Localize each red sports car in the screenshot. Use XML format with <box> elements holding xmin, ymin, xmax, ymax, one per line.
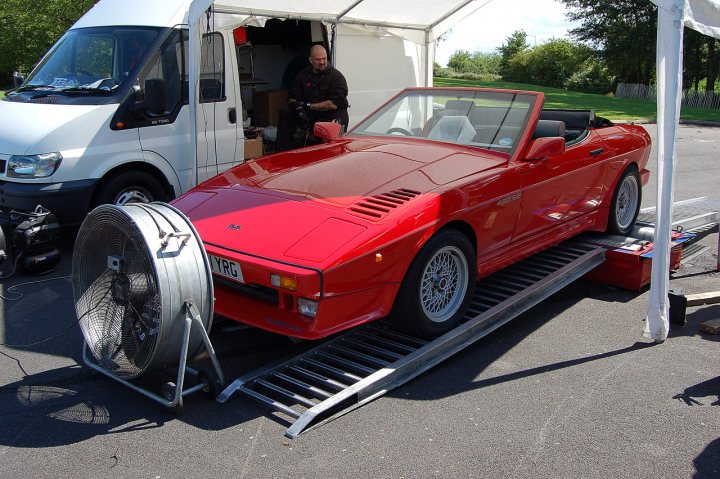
<box><xmin>173</xmin><ymin>88</ymin><xmax>651</xmax><ymax>339</ymax></box>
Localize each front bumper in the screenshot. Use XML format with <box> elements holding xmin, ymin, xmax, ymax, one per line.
<box><xmin>204</xmin><ymin>242</ymin><xmax>399</xmax><ymax>339</ymax></box>
<box><xmin>0</xmin><ymin>178</ymin><xmax>97</xmax><ymax>226</ymax></box>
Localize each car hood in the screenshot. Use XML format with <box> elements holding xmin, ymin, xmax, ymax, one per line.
<box><xmin>175</xmin><ymin>137</ymin><xmax>508</xmax><ymax>264</ymax></box>
<box><xmin>202</xmin><ymin>137</ymin><xmax>507</xmax><ymax>205</ymax></box>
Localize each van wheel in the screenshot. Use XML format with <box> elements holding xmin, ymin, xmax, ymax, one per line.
<box><xmin>93</xmin><ymin>171</ymin><xmax>167</xmax><ymax>209</ymax></box>
<box><xmin>392</xmin><ymin>229</ymin><xmax>476</xmax><ymax>337</ymax></box>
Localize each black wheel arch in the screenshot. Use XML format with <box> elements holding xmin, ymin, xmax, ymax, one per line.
<box><xmin>90</xmin><ymin>162</ymin><xmax>176</xmax><ymax>207</ymax></box>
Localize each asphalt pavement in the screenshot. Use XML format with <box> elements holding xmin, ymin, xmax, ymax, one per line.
<box><xmin>0</xmin><ymin>124</ymin><xmax>718</xmax><ymax>479</ymax></box>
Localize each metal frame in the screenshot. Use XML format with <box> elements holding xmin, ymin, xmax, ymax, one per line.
<box><xmin>83</xmin><ymin>301</ymin><xmax>225</xmax><ymax>410</ymax></box>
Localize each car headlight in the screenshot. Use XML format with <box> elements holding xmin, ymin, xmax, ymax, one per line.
<box><xmin>8</xmin><ymin>152</ymin><xmax>63</xmax><ymax>178</ymax></box>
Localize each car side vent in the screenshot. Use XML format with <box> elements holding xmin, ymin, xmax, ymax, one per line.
<box><xmin>349</xmin><ymin>188</ymin><xmax>421</xmax><ymax>219</ymax></box>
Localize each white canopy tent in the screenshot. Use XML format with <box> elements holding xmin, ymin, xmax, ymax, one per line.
<box><xmin>647</xmin><ymin>0</ymin><xmax>720</xmax><ymax>342</ymax></box>
<box><xmin>183</xmin><ymin>0</ymin><xmax>720</xmax><ymax>343</ymax></box>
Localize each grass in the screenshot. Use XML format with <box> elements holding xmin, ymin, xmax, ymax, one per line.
<box><xmin>434</xmin><ymin>77</ymin><xmax>720</xmax><ymax>122</ymax></box>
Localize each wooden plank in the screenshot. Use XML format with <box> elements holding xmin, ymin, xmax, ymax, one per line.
<box><xmin>685</xmin><ymin>291</ymin><xmax>720</xmax><ymax>307</ymax></box>
<box><xmin>699</xmin><ymin>318</ymin><xmax>720</xmax><ymax>335</ymax></box>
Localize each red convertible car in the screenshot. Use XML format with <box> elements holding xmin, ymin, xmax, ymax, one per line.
<box><xmin>173</xmin><ymin>88</ymin><xmax>651</xmax><ymax>339</ymax></box>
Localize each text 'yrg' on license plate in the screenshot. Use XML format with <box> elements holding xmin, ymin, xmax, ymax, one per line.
<box><xmin>208</xmin><ymin>255</ymin><xmax>244</xmax><ymax>282</ymax></box>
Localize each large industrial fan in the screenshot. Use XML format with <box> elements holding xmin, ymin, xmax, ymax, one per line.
<box><xmin>73</xmin><ymin>202</ymin><xmax>223</xmax><ymax>411</ymax></box>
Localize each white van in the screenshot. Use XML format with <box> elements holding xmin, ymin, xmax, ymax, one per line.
<box><xmin>0</xmin><ymin>0</ymin><xmax>446</xmax><ymax>225</ymax></box>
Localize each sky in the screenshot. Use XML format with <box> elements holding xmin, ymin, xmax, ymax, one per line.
<box><xmin>435</xmin><ymin>0</ymin><xmax>580</xmax><ymax>66</ymax></box>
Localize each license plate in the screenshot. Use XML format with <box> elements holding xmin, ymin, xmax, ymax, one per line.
<box><xmin>208</xmin><ymin>255</ymin><xmax>244</xmax><ymax>282</ymax></box>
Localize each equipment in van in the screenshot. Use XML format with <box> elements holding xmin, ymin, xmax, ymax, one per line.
<box><xmin>11</xmin><ymin>206</ymin><xmax>61</xmax><ymax>275</ymax></box>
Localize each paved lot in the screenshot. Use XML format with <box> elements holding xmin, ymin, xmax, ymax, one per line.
<box><xmin>1</xmin><ymin>124</ymin><xmax>718</xmax><ymax>478</ymax></box>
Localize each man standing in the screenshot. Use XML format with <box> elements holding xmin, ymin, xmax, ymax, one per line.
<box><xmin>275</xmin><ymin>44</ymin><xmax>349</xmax><ymax>152</ymax></box>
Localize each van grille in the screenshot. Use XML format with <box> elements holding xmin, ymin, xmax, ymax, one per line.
<box><xmin>0</xmin><ymin>160</ymin><xmax>5</xmax><ymax>174</ymax></box>
<box><xmin>348</xmin><ymin>188</ymin><xmax>421</xmax><ymax>220</ymax></box>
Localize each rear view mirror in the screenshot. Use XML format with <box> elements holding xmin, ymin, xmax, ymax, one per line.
<box><xmin>524</xmin><ymin>137</ymin><xmax>566</xmax><ymax>161</ymax></box>
<box><xmin>314</xmin><ymin>122</ymin><xmax>342</xmax><ymax>142</ymax></box>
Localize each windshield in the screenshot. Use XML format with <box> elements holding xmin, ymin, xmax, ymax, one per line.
<box><xmin>22</xmin><ymin>26</ymin><xmax>161</xmax><ymax>94</ymax></box>
<box><xmin>349</xmin><ymin>89</ymin><xmax>538</xmax><ymax>154</ymax></box>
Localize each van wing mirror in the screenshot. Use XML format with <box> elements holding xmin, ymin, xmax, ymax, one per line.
<box><xmin>523</xmin><ymin>137</ymin><xmax>566</xmax><ymax>161</ymax></box>
<box><xmin>13</xmin><ymin>72</ymin><xmax>24</xmax><ymax>88</ymax></box>
<box><xmin>314</xmin><ymin>122</ymin><xmax>342</xmax><ymax>142</ymax></box>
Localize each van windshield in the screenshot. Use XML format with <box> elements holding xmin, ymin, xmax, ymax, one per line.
<box><xmin>20</xmin><ymin>26</ymin><xmax>161</xmax><ymax>96</ymax></box>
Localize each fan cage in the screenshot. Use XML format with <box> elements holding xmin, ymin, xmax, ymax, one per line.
<box><xmin>73</xmin><ymin>203</ymin><xmax>213</xmax><ymax>379</ymax></box>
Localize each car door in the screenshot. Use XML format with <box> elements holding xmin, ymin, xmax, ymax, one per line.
<box><xmin>513</xmin><ymin>129</ymin><xmax>611</xmax><ymax>241</ymax></box>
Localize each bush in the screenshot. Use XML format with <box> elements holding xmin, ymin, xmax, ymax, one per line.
<box><xmin>564</xmin><ymin>62</ymin><xmax>614</xmax><ymax>94</ymax></box>
<box><xmin>447</xmin><ymin>50</ymin><xmax>501</xmax><ymax>76</ymax></box>
<box><xmin>433</xmin><ymin>68</ymin><xmax>500</xmax><ymax>82</ymax></box>
<box><xmin>504</xmin><ymin>39</ymin><xmax>587</xmax><ymax>88</ymax></box>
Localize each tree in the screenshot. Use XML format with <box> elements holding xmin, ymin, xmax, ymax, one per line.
<box><xmin>0</xmin><ymin>0</ymin><xmax>96</xmax><ymax>85</ymax></box>
<box><xmin>497</xmin><ymin>30</ymin><xmax>529</xmax><ymax>77</ymax></box>
<box><xmin>504</xmin><ymin>39</ymin><xmax>592</xmax><ymax>88</ymax></box>
<box><xmin>559</xmin><ymin>0</ymin><xmax>657</xmax><ymax>85</ymax></box>
<box><xmin>447</xmin><ymin>49</ymin><xmax>501</xmax><ymax>75</ymax></box>
<box><xmin>683</xmin><ymin>27</ymin><xmax>706</xmax><ymax>90</ymax></box>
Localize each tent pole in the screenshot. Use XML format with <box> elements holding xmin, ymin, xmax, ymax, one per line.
<box><xmin>646</xmin><ymin>2</ymin><xmax>684</xmax><ymax>343</ymax></box>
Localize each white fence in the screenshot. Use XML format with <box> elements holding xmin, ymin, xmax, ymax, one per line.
<box><xmin>615</xmin><ymin>82</ymin><xmax>720</xmax><ymax>109</ymax></box>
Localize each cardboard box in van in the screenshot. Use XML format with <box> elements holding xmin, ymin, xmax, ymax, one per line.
<box><xmin>254</xmin><ymin>89</ymin><xmax>288</xmax><ymax>127</ymax></box>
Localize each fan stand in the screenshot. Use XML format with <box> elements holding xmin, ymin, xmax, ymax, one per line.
<box><xmin>82</xmin><ymin>300</ymin><xmax>224</xmax><ymax>413</ymax></box>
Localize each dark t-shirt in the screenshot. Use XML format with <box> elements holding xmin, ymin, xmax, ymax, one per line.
<box><xmin>289</xmin><ymin>65</ymin><xmax>349</xmax><ymax>123</ymax></box>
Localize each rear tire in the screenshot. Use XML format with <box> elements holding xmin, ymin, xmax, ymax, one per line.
<box><xmin>92</xmin><ymin>171</ymin><xmax>167</xmax><ymax>209</ymax></box>
<box><xmin>607</xmin><ymin>166</ymin><xmax>641</xmax><ymax>235</ymax></box>
<box><xmin>392</xmin><ymin>229</ymin><xmax>476</xmax><ymax>337</ymax></box>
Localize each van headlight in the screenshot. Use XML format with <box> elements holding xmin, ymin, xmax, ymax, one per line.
<box><xmin>8</xmin><ymin>152</ymin><xmax>62</xmax><ymax>178</ymax></box>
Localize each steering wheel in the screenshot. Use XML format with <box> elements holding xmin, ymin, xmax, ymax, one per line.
<box><xmin>386</xmin><ymin>127</ymin><xmax>413</xmax><ymax>136</ymax></box>
<box><xmin>76</xmin><ymin>68</ymin><xmax>94</xmax><ymax>77</ymax></box>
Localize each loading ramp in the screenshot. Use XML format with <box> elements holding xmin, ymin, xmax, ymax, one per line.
<box><xmin>218</xmin><ymin>240</ymin><xmax>606</xmax><ymax>438</ymax></box>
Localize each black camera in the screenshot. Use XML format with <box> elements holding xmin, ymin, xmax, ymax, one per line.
<box><xmin>289</xmin><ymin>99</ymin><xmax>309</xmax><ymax>125</ymax></box>
<box><xmin>11</xmin><ymin>206</ymin><xmax>61</xmax><ymax>275</ymax></box>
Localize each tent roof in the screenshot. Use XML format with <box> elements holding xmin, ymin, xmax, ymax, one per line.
<box><xmin>189</xmin><ymin>0</ymin><xmax>487</xmax><ymax>44</ymax></box>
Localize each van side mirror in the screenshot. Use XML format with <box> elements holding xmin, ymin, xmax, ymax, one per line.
<box><xmin>314</xmin><ymin>122</ymin><xmax>342</xmax><ymax>142</ymax></box>
<box><xmin>13</xmin><ymin>72</ymin><xmax>24</xmax><ymax>88</ymax></box>
<box><xmin>523</xmin><ymin>137</ymin><xmax>565</xmax><ymax>161</ymax></box>
<box><xmin>133</xmin><ymin>78</ymin><xmax>167</xmax><ymax>116</ymax></box>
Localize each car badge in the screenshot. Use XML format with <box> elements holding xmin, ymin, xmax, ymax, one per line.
<box><xmin>227</xmin><ymin>224</ymin><xmax>242</xmax><ymax>230</ymax></box>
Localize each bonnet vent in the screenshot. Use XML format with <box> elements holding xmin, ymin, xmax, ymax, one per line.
<box><xmin>348</xmin><ymin>188</ymin><xmax>421</xmax><ymax>220</ymax></box>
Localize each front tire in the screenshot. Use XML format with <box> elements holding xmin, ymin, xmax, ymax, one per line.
<box><xmin>392</xmin><ymin>229</ymin><xmax>476</xmax><ymax>337</ymax></box>
<box><xmin>92</xmin><ymin>171</ymin><xmax>167</xmax><ymax>209</ymax></box>
<box><xmin>607</xmin><ymin>166</ymin><xmax>641</xmax><ymax>235</ymax></box>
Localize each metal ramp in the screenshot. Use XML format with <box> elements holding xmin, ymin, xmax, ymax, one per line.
<box><xmin>636</xmin><ymin>197</ymin><xmax>720</xmax><ymax>265</ymax></box>
<box><xmin>217</xmin><ymin>240</ymin><xmax>605</xmax><ymax>438</ymax></box>
<box><xmin>636</xmin><ymin>196</ymin><xmax>720</xmax><ymax>237</ymax></box>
